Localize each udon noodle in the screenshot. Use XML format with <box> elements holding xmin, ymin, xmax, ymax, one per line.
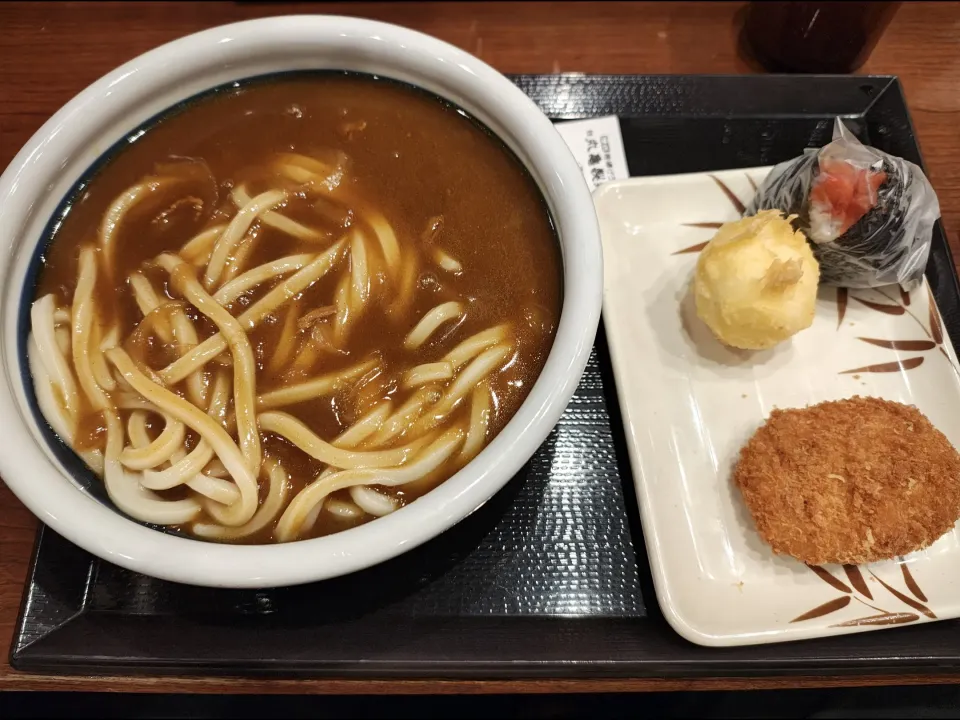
<box><xmin>27</xmin><ymin>75</ymin><xmax>560</xmax><ymax>543</ymax></box>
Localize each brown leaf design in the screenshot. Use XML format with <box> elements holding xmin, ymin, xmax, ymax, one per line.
<box><xmin>843</xmin><ymin>565</ymin><xmax>873</xmax><ymax>600</ymax></box>
<box><xmin>900</xmin><ymin>287</ymin><xmax>911</xmax><ymax>307</ymax></box>
<box><xmin>682</xmin><ymin>221</ymin><xmax>725</xmax><ymax>229</ymax></box>
<box><xmin>840</xmin><ymin>356</ymin><xmax>925</xmax><ymax>375</ymax></box>
<box><xmin>672</xmin><ymin>241</ymin><xmax>709</xmax><ymax>255</ymax></box>
<box><xmin>852</xmin><ymin>297</ymin><xmax>906</xmax><ymax>315</ymax></box>
<box><xmin>869</xmin><ymin>570</ymin><xmax>937</xmax><ymax>619</ymax></box>
<box><xmin>837</xmin><ymin>288</ymin><xmax>848</xmax><ymax>330</ymax></box>
<box><xmin>928</xmin><ymin>284</ymin><xmax>944</xmax><ymax>344</ymax></box>
<box><xmin>807</xmin><ymin>565</ymin><xmax>851</xmax><ymax>593</ymax></box>
<box><xmin>857</xmin><ymin>338</ymin><xmax>937</xmax><ymax>352</ymax></box>
<box><xmin>830</xmin><ymin>612</ymin><xmax>919</xmax><ymax>628</ymax></box>
<box><xmin>746</xmin><ymin>174</ymin><xmax>759</xmax><ymax>192</ymax></box>
<box><xmin>791</xmin><ymin>595</ymin><xmax>851</xmax><ymax>623</ymax></box>
<box><xmin>900</xmin><ymin>563</ymin><xmax>928</xmax><ymax>603</ymax></box>
<box><xmin>709</xmin><ymin>174</ymin><xmax>746</xmax><ymax>214</ymax></box>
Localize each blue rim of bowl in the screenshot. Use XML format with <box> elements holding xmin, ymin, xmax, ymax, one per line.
<box><xmin>16</xmin><ymin>68</ymin><xmax>559</xmax><ymax>540</ymax></box>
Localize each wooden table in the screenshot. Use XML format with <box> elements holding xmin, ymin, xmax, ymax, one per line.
<box><xmin>3</xmin><ymin>0</ymin><xmax>960</xmax><ymax>695</ymax></box>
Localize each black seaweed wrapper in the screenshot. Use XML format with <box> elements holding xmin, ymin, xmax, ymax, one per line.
<box><xmin>745</xmin><ymin>118</ymin><xmax>941</xmax><ymax>291</ymax></box>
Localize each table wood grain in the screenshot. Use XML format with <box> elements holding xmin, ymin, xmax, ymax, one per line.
<box><xmin>3</xmin><ymin>0</ymin><xmax>960</xmax><ymax>694</ymax></box>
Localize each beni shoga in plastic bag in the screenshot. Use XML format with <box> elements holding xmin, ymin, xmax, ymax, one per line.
<box><xmin>745</xmin><ymin>117</ymin><xmax>941</xmax><ymax>292</ymax></box>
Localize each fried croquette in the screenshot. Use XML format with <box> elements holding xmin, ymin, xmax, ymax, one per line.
<box><xmin>734</xmin><ymin>396</ymin><xmax>960</xmax><ymax>565</ymax></box>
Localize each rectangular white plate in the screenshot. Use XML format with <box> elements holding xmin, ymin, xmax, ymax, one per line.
<box><xmin>595</xmin><ymin>167</ymin><xmax>960</xmax><ymax>647</ymax></box>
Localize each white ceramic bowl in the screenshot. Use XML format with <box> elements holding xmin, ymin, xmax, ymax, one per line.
<box><xmin>0</xmin><ymin>15</ymin><xmax>601</xmax><ymax>588</ymax></box>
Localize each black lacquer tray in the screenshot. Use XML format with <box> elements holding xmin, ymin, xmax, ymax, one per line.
<box><xmin>13</xmin><ymin>75</ymin><xmax>960</xmax><ymax>678</ymax></box>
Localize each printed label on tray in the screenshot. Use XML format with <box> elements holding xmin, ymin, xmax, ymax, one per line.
<box><xmin>554</xmin><ymin>116</ymin><xmax>630</xmax><ymax>190</ymax></box>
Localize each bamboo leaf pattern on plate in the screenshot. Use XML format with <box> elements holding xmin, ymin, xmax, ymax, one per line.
<box><xmin>682</xmin><ymin>222</ymin><xmax>725</xmax><ymax>229</ymax></box>
<box><xmin>869</xmin><ymin>570</ymin><xmax>937</xmax><ymax>619</ymax></box>
<box><xmin>900</xmin><ymin>287</ymin><xmax>911</xmax><ymax>307</ymax></box>
<box><xmin>830</xmin><ymin>612</ymin><xmax>920</xmax><ymax>628</ymax></box>
<box><xmin>853</xmin><ymin>297</ymin><xmax>906</xmax><ymax>315</ymax></box>
<box><xmin>843</xmin><ymin>565</ymin><xmax>873</xmax><ymax>600</ymax></box>
<box><xmin>839</xmin><ymin>357</ymin><xmax>924</xmax><ymax>375</ymax></box>
<box><xmin>797</xmin><ymin>563</ymin><xmax>933</xmax><ymax>628</ymax></box>
<box><xmin>746</xmin><ymin>175</ymin><xmax>759</xmax><ymax>192</ymax></box>
<box><xmin>857</xmin><ymin>338</ymin><xmax>937</xmax><ymax>352</ymax></box>
<box><xmin>928</xmin><ymin>284</ymin><xmax>945</xmax><ymax>344</ymax></box>
<box><xmin>790</xmin><ymin>596</ymin><xmax>851</xmax><ymax>623</ymax></box>
<box><xmin>901</xmin><ymin>563</ymin><xmax>928</xmax><ymax>603</ymax></box>
<box><xmin>837</xmin><ymin>288</ymin><xmax>848</xmax><ymax>330</ymax></box>
<box><xmin>709</xmin><ymin>174</ymin><xmax>746</xmax><ymax>214</ymax></box>
<box><xmin>672</xmin><ymin>241</ymin><xmax>709</xmax><ymax>255</ymax></box>
<box><xmin>807</xmin><ymin>565</ymin><xmax>851</xmax><ymax>594</ymax></box>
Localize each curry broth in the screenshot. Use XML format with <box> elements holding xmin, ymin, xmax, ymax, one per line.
<box><xmin>34</xmin><ymin>74</ymin><xmax>562</xmax><ymax>543</ymax></box>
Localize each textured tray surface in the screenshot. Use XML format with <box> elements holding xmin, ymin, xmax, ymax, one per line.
<box><xmin>13</xmin><ymin>74</ymin><xmax>960</xmax><ymax>677</ymax></box>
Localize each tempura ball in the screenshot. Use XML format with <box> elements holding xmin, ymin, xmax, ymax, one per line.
<box><xmin>694</xmin><ymin>210</ymin><xmax>820</xmax><ymax>350</ymax></box>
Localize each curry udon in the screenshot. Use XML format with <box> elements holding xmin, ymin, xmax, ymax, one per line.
<box><xmin>27</xmin><ymin>74</ymin><xmax>561</xmax><ymax>543</ymax></box>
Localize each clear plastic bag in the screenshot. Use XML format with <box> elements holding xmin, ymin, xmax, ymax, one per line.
<box><xmin>745</xmin><ymin>118</ymin><xmax>940</xmax><ymax>291</ymax></box>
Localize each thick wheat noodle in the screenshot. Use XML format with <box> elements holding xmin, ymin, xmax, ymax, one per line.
<box><xmin>204</xmin><ymin>458</ymin><xmax>229</xmax><ymax>478</ymax></box>
<box><xmin>28</xmin><ymin>335</ymin><xmax>75</xmax><ymax>443</ymax></box>
<box><xmin>71</xmin><ymin>247</ymin><xmax>111</xmax><ymax>411</ymax></box>
<box><xmin>113</xmin><ymin>392</ymin><xmax>159</xmax><ymax>412</ymax></box>
<box><xmin>278</xmin><ymin>163</ymin><xmax>316</xmax><ymax>185</ymax></box>
<box><xmin>403</xmin><ymin>362</ymin><xmax>453</xmax><ymax>389</ymax></box>
<box><xmin>204</xmin><ymin>187</ymin><xmax>287</xmax><ymax>288</ymax></box>
<box><xmin>416</xmin><ymin>344</ymin><xmax>512</xmax><ymax>434</ymax></box>
<box><xmin>220</xmin><ymin>232</ymin><xmax>258</xmax><ymax>284</ymax></box>
<box><xmin>125</xmin><ymin>410</ymin><xmax>152</xmax><ymax>447</ymax></box>
<box><xmin>322</xmin><ymin>497</ymin><xmax>363</xmax><ymax>520</ymax></box>
<box><xmin>349</xmin><ymin>486</ymin><xmax>399</xmax><ymax>517</ymax></box>
<box><xmin>120</xmin><ymin>413</ymin><xmax>186</xmax><ymax>471</ymax></box>
<box><xmin>141</xmin><ymin>441</ymin><xmax>215</xmax><ymax>490</ymax></box>
<box><xmin>351</xmin><ymin>366</ymin><xmax>390</xmax><ymax>420</ymax></box>
<box><xmin>99</xmin><ymin>179</ymin><xmax>166</xmax><ymax>271</ymax></box>
<box><xmin>102</xmin><ymin>409</ymin><xmax>201</xmax><ymax>525</ymax></box>
<box><xmin>53</xmin><ymin>307</ymin><xmax>71</xmax><ymax>324</ymax></box>
<box><xmin>461</xmin><ymin>382</ymin><xmax>492</xmax><ymax>462</ymax></box>
<box><xmin>256</xmin><ymin>357</ymin><xmax>378</xmax><ymax>410</ymax></box>
<box><xmin>181</xmin><ymin>224</ymin><xmax>225</xmax><ymax>265</ymax></box>
<box><xmin>366</xmin><ymin>209</ymin><xmax>401</xmax><ymax>276</ymax></box>
<box><xmin>31</xmin><ymin>295</ymin><xmax>79</xmax><ymax>417</ymax></box>
<box><xmin>258</xmin><ymin>411</ymin><xmax>430</xmax><ymax>469</ymax></box>
<box><xmin>55</xmin><ymin>326</ymin><xmax>70</xmax><ymax>355</ymax></box>
<box><xmin>143</xmin><ymin>368</ymin><xmax>231</xmax><ymax>492</ymax></box>
<box><xmin>185</xmin><ymin>471</ymin><xmax>241</xmax><ymax>506</ymax></box>
<box><xmin>443</xmin><ymin>324</ymin><xmax>510</xmax><ymax>370</ymax></box>
<box><xmin>166</xmin><ymin>305</ymin><xmax>209</xmax><ymax>409</ymax></box>
<box><xmin>433</xmin><ymin>247</ymin><xmax>462</xmax><ymax>274</ymax></box>
<box><xmin>213</xmin><ymin>253</ymin><xmax>316</xmax><ymax>306</ymax></box>
<box><xmin>89</xmin><ymin>322</ymin><xmax>117</xmax><ymax>391</ymax></box>
<box><xmin>275</xmin><ymin>427</ymin><xmax>464</xmax><ymax>542</ymax></box>
<box><xmin>335</xmin><ymin>401</ymin><xmax>392</xmax><ymax>448</ymax></box>
<box><xmin>387</xmin><ymin>251</ymin><xmax>418</xmax><ymax>318</ymax></box>
<box><xmin>368</xmin><ymin>385</ymin><xmax>441</xmax><ymax>447</ymax></box>
<box><xmin>191</xmin><ymin>456</ymin><xmax>292</xmax><ymax>540</ymax></box>
<box><xmin>333</xmin><ymin>272</ymin><xmax>352</xmax><ymax>345</ymax></box>
<box><xmin>350</xmin><ymin>229</ymin><xmax>370</xmax><ymax>309</ymax></box>
<box><xmin>268</xmin><ymin>298</ymin><xmax>303</xmax><ymax>373</ymax></box>
<box><xmin>312</xmin><ymin>195</ymin><xmax>352</xmax><ymax>228</ymax></box>
<box><xmin>275</xmin><ymin>152</ymin><xmax>345</xmax><ymax>192</ymax></box>
<box><xmin>129</xmin><ymin>273</ymin><xmax>175</xmax><ymax>343</ymax></box>
<box><xmin>105</xmin><ymin>347</ymin><xmax>258</xmax><ymax>526</ymax></box>
<box><xmin>231</xmin><ymin>185</ymin><xmax>321</xmax><ymax>241</ymax></box>
<box><xmin>158</xmin><ymin>238</ymin><xmax>347</xmax><ymax>384</ymax></box>
<box><xmin>297</xmin><ymin>402</ymin><xmax>391</xmax><ymax>530</ymax></box>
<box><xmin>404</xmin><ymin>301</ymin><xmax>464</xmax><ymax>350</ymax></box>
<box><xmin>205</xmin><ymin>369</ymin><xmax>232</xmax><ymax>429</ymax></box>
<box><xmin>159</xmin><ymin>254</ymin><xmax>261</xmax><ymax>477</ymax></box>
<box><xmin>286</xmin><ymin>333</ymin><xmax>322</xmax><ymax>377</ymax></box>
